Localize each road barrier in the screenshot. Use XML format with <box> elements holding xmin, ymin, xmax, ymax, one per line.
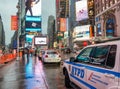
<box><xmin>0</xmin><ymin>53</ymin><xmax>17</xmax><ymax>64</ymax></box>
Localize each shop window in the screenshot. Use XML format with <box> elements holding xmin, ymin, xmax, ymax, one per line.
<box><xmin>106</xmin><ymin>18</ymin><xmax>115</xmax><ymax>38</ymax></box>
<box><xmin>97</xmin><ymin>23</ymin><xmax>101</xmax><ymax>36</ymax></box>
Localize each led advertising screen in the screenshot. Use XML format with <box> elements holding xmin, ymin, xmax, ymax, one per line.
<box><xmin>11</xmin><ymin>15</ymin><xmax>18</xmax><ymax>30</ymax></box>
<box><xmin>26</xmin><ymin>34</ymin><xmax>34</xmax><ymax>43</ymax></box>
<box><xmin>25</xmin><ymin>16</ymin><xmax>41</xmax><ymax>32</ymax></box>
<box><xmin>25</xmin><ymin>0</ymin><xmax>41</xmax><ymax>16</ymax></box>
<box><xmin>75</xmin><ymin>0</ymin><xmax>88</xmax><ymax>21</ymax></box>
<box><xmin>34</xmin><ymin>36</ymin><xmax>47</xmax><ymax>46</ymax></box>
<box><xmin>73</xmin><ymin>25</ymin><xmax>90</xmax><ymax>41</ymax></box>
<box><xmin>60</xmin><ymin>18</ymin><xmax>66</xmax><ymax>32</ymax></box>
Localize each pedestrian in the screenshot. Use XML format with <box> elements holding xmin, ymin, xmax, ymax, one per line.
<box><xmin>38</xmin><ymin>51</ymin><xmax>42</xmax><ymax>60</ymax></box>
<box><xmin>29</xmin><ymin>48</ymin><xmax>33</xmax><ymax>56</ymax></box>
<box><xmin>23</xmin><ymin>47</ymin><xmax>30</xmax><ymax>62</ymax></box>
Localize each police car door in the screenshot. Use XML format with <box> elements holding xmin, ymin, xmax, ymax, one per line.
<box><xmin>70</xmin><ymin>47</ymin><xmax>94</xmax><ymax>89</ymax></box>
<box><xmin>86</xmin><ymin>45</ymin><xmax>118</xmax><ymax>89</ymax></box>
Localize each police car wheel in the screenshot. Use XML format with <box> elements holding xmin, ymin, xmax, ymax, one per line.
<box><xmin>65</xmin><ymin>70</ymin><xmax>71</xmax><ymax>88</ymax></box>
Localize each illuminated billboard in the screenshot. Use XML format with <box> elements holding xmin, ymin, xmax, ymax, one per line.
<box><xmin>34</xmin><ymin>36</ymin><xmax>47</xmax><ymax>46</ymax></box>
<box><xmin>25</xmin><ymin>16</ymin><xmax>41</xmax><ymax>32</ymax></box>
<box><xmin>25</xmin><ymin>0</ymin><xmax>41</xmax><ymax>16</ymax></box>
<box><xmin>60</xmin><ymin>18</ymin><xmax>66</xmax><ymax>32</ymax></box>
<box><xmin>26</xmin><ymin>34</ymin><xmax>34</xmax><ymax>43</ymax></box>
<box><xmin>75</xmin><ymin>0</ymin><xmax>88</xmax><ymax>21</ymax></box>
<box><xmin>11</xmin><ymin>15</ymin><xmax>18</xmax><ymax>30</ymax></box>
<box><xmin>73</xmin><ymin>25</ymin><xmax>90</xmax><ymax>41</ymax></box>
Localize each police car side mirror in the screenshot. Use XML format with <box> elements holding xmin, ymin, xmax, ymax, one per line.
<box><xmin>70</xmin><ymin>57</ymin><xmax>76</xmax><ymax>62</ymax></box>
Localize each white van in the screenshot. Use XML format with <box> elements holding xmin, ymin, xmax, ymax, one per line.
<box><xmin>62</xmin><ymin>40</ymin><xmax>120</xmax><ymax>89</ymax></box>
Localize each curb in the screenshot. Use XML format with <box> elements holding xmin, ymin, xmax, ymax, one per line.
<box><xmin>0</xmin><ymin>64</ymin><xmax>5</xmax><ymax>68</ymax></box>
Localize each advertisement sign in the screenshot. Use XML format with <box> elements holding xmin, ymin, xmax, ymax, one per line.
<box><xmin>25</xmin><ymin>16</ymin><xmax>41</xmax><ymax>32</ymax></box>
<box><xmin>60</xmin><ymin>18</ymin><xmax>66</xmax><ymax>32</ymax></box>
<box><xmin>26</xmin><ymin>34</ymin><xmax>34</xmax><ymax>43</ymax></box>
<box><xmin>73</xmin><ymin>25</ymin><xmax>90</xmax><ymax>41</ymax></box>
<box><xmin>64</xmin><ymin>32</ymin><xmax>68</xmax><ymax>38</ymax></box>
<box><xmin>75</xmin><ymin>0</ymin><xmax>88</xmax><ymax>21</ymax></box>
<box><xmin>13</xmin><ymin>40</ymin><xmax>17</xmax><ymax>49</ymax></box>
<box><xmin>11</xmin><ymin>15</ymin><xmax>18</xmax><ymax>30</ymax></box>
<box><xmin>34</xmin><ymin>36</ymin><xmax>47</xmax><ymax>46</ymax></box>
<box><xmin>25</xmin><ymin>0</ymin><xmax>41</xmax><ymax>16</ymax></box>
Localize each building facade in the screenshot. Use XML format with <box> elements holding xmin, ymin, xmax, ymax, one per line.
<box><xmin>95</xmin><ymin>0</ymin><xmax>120</xmax><ymax>40</ymax></box>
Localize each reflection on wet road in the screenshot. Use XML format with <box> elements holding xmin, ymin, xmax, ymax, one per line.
<box><xmin>0</xmin><ymin>54</ymin><xmax>73</xmax><ymax>89</ymax></box>
<box><xmin>0</xmin><ymin>55</ymin><xmax>48</xmax><ymax>89</ymax></box>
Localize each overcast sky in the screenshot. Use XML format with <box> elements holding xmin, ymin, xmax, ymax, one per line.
<box><xmin>41</xmin><ymin>0</ymin><xmax>56</xmax><ymax>34</ymax></box>
<box><xmin>0</xmin><ymin>0</ymin><xmax>56</xmax><ymax>45</ymax></box>
<box><xmin>0</xmin><ymin>0</ymin><xmax>18</xmax><ymax>45</ymax></box>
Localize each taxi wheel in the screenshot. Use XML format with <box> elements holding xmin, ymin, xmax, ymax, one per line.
<box><xmin>65</xmin><ymin>70</ymin><xmax>71</xmax><ymax>88</ymax></box>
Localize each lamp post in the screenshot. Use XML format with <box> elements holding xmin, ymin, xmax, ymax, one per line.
<box><xmin>17</xmin><ymin>0</ymin><xmax>22</xmax><ymax>60</ymax></box>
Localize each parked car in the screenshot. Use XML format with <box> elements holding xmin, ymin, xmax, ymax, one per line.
<box><xmin>42</xmin><ymin>49</ymin><xmax>61</xmax><ymax>64</ymax></box>
<box><xmin>62</xmin><ymin>39</ymin><xmax>119</xmax><ymax>89</ymax></box>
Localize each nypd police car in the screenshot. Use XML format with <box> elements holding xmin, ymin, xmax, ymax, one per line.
<box><xmin>62</xmin><ymin>39</ymin><xmax>120</xmax><ymax>89</ymax></box>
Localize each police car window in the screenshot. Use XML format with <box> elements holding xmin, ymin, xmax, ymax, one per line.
<box><xmin>92</xmin><ymin>45</ymin><xmax>109</xmax><ymax>65</ymax></box>
<box><xmin>106</xmin><ymin>45</ymin><xmax>116</xmax><ymax>68</ymax></box>
<box><xmin>77</xmin><ymin>47</ymin><xmax>93</xmax><ymax>62</ymax></box>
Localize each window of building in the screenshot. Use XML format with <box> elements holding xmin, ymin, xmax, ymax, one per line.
<box><xmin>95</xmin><ymin>17</ymin><xmax>99</xmax><ymax>22</ymax></box>
<box><xmin>102</xmin><ymin>0</ymin><xmax>104</xmax><ymax>4</ymax></box>
<box><xmin>115</xmin><ymin>0</ymin><xmax>117</xmax><ymax>3</ymax></box>
<box><xmin>106</xmin><ymin>0</ymin><xmax>109</xmax><ymax>9</ymax></box>
<box><xmin>106</xmin><ymin>4</ymin><xmax>109</xmax><ymax>9</ymax></box>
<box><xmin>113</xmin><ymin>0</ymin><xmax>115</xmax><ymax>4</ymax></box>
<box><xmin>97</xmin><ymin>23</ymin><xmax>101</xmax><ymax>36</ymax></box>
<box><xmin>110</xmin><ymin>0</ymin><xmax>113</xmax><ymax>6</ymax></box>
<box><xmin>106</xmin><ymin>18</ymin><xmax>115</xmax><ymax>38</ymax></box>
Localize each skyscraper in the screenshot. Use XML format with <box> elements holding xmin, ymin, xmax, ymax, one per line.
<box><xmin>0</xmin><ymin>14</ymin><xmax>5</xmax><ymax>46</ymax></box>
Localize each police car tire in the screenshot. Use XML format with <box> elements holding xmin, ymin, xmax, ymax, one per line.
<box><xmin>65</xmin><ymin>70</ymin><xmax>71</xmax><ymax>88</ymax></box>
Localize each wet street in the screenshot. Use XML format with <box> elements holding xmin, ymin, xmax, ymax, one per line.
<box><xmin>0</xmin><ymin>53</ymin><xmax>75</xmax><ymax>89</ymax></box>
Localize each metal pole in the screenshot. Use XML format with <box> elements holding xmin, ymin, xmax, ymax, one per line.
<box><xmin>17</xmin><ymin>0</ymin><xmax>21</xmax><ymax>60</ymax></box>
<box><xmin>17</xmin><ymin>30</ymin><xmax>19</xmax><ymax>60</ymax></box>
